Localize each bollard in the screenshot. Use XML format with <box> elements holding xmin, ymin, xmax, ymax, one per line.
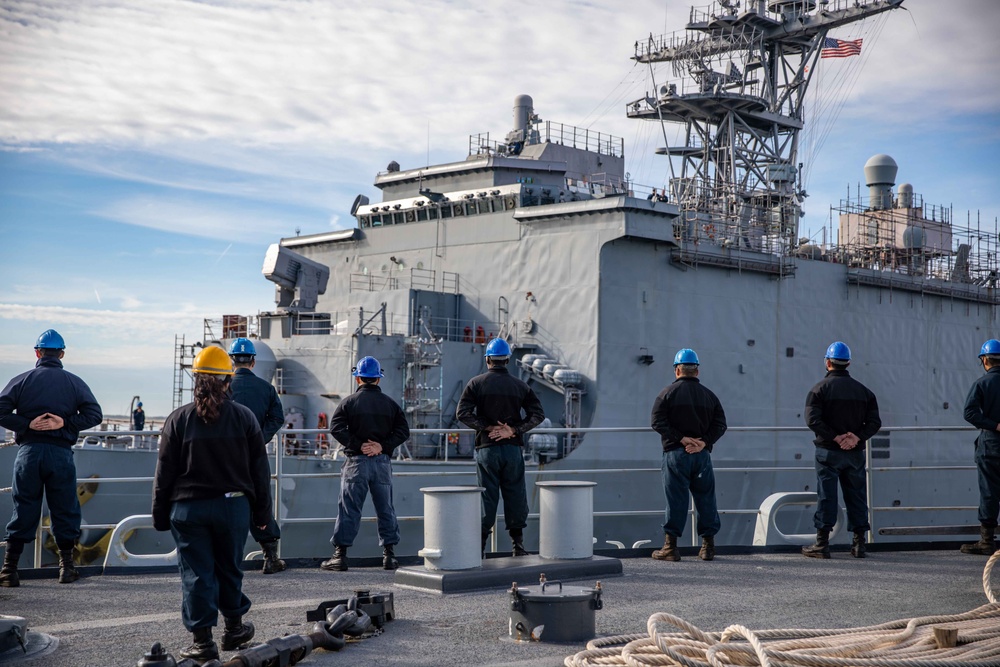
<box><xmin>537</xmin><ymin>481</ymin><xmax>597</xmax><ymax>559</ymax></box>
<box><xmin>418</xmin><ymin>486</ymin><xmax>484</xmax><ymax>570</ymax></box>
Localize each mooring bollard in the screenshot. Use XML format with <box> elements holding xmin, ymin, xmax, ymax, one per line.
<box><xmin>537</xmin><ymin>480</ymin><xmax>597</xmax><ymax>559</ymax></box>
<box><xmin>418</xmin><ymin>486</ymin><xmax>485</xmax><ymax>570</ymax></box>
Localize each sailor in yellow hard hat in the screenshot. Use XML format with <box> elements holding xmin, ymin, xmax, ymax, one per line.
<box><xmin>152</xmin><ymin>346</ymin><xmax>271</xmax><ymax>661</ymax></box>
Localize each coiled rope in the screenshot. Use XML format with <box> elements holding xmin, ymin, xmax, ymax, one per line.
<box><xmin>565</xmin><ymin>551</ymin><xmax>1000</xmax><ymax>667</ymax></box>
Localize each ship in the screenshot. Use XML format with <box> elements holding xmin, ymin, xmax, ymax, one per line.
<box><xmin>2</xmin><ymin>0</ymin><xmax>996</xmax><ymax>565</ymax></box>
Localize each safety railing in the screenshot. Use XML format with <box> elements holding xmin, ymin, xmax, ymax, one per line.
<box><xmin>6</xmin><ymin>424</ymin><xmax>982</xmax><ymax>566</ymax></box>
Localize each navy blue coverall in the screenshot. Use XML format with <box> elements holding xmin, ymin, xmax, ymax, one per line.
<box><xmin>230</xmin><ymin>367</ymin><xmax>285</xmax><ymax>543</ymax></box>
<box><xmin>0</xmin><ymin>356</ymin><xmax>103</xmax><ymax>554</ymax></box>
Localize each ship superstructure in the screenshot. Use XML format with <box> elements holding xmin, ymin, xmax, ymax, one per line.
<box><xmin>22</xmin><ymin>0</ymin><xmax>995</xmax><ymax>560</ymax></box>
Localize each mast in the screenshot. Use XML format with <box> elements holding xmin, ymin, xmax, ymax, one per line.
<box><xmin>630</xmin><ymin>0</ymin><xmax>904</xmax><ymax>251</ymax></box>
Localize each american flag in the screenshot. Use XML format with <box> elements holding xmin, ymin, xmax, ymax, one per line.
<box><xmin>821</xmin><ymin>37</ymin><xmax>863</xmax><ymax>58</ymax></box>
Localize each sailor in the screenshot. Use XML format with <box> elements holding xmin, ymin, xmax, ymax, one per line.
<box><xmin>152</xmin><ymin>346</ymin><xmax>270</xmax><ymax>662</ymax></box>
<box><xmin>802</xmin><ymin>341</ymin><xmax>881</xmax><ymax>559</ymax></box>
<box><xmin>228</xmin><ymin>337</ymin><xmax>287</xmax><ymax>574</ymax></box>
<box><xmin>457</xmin><ymin>338</ymin><xmax>545</xmax><ymax>557</ymax></box>
<box><xmin>649</xmin><ymin>348</ymin><xmax>727</xmax><ymax>562</ymax></box>
<box><xmin>132</xmin><ymin>401</ymin><xmax>145</xmax><ymax>432</ymax></box>
<box><xmin>321</xmin><ymin>356</ymin><xmax>409</xmax><ymax>572</ymax></box>
<box><xmin>960</xmin><ymin>339</ymin><xmax>1000</xmax><ymax>556</ymax></box>
<box><xmin>0</xmin><ymin>329</ymin><xmax>103</xmax><ymax>588</ymax></box>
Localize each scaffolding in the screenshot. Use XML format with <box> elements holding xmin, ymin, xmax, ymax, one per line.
<box><xmin>171</xmin><ymin>335</ymin><xmax>197</xmax><ymax>410</ymax></box>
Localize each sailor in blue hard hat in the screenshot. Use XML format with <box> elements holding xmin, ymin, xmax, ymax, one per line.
<box><xmin>650</xmin><ymin>348</ymin><xmax>726</xmax><ymax>562</ymax></box>
<box><xmin>322</xmin><ymin>356</ymin><xmax>409</xmax><ymax>572</ymax></box>
<box><xmin>227</xmin><ymin>337</ymin><xmax>287</xmax><ymax>574</ymax></box>
<box><xmin>0</xmin><ymin>330</ymin><xmax>103</xmax><ymax>588</ymax></box>
<box><xmin>457</xmin><ymin>338</ymin><xmax>545</xmax><ymax>558</ymax></box>
<box><xmin>802</xmin><ymin>341</ymin><xmax>881</xmax><ymax>560</ymax></box>
<box><xmin>132</xmin><ymin>399</ymin><xmax>146</xmax><ymax>432</ymax></box>
<box><xmin>960</xmin><ymin>339</ymin><xmax>1000</xmax><ymax>555</ymax></box>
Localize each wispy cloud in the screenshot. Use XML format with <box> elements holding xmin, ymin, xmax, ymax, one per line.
<box><xmin>92</xmin><ymin>195</ymin><xmax>301</xmax><ymax>241</ymax></box>
<box><xmin>1</xmin><ymin>1</ymin><xmax>995</xmax><ymax>198</ymax></box>
<box><xmin>0</xmin><ymin>302</ymin><xmax>206</xmax><ymax>378</ymax></box>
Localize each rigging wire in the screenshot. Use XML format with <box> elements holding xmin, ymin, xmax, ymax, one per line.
<box><xmin>802</xmin><ymin>11</ymin><xmax>891</xmax><ymax>191</ymax></box>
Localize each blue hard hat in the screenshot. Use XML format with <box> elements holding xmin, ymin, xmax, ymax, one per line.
<box><xmin>825</xmin><ymin>341</ymin><xmax>851</xmax><ymax>361</ymax></box>
<box><xmin>484</xmin><ymin>338</ymin><xmax>511</xmax><ymax>358</ymax></box>
<box><xmin>979</xmin><ymin>339</ymin><xmax>1000</xmax><ymax>358</ymax></box>
<box><xmin>673</xmin><ymin>348</ymin><xmax>699</xmax><ymax>366</ymax></box>
<box><xmin>353</xmin><ymin>356</ymin><xmax>384</xmax><ymax>378</ymax></box>
<box><xmin>35</xmin><ymin>329</ymin><xmax>65</xmax><ymax>350</ymax></box>
<box><xmin>137</xmin><ymin>402</ymin><xmax>142</xmax><ymax>407</ymax></box>
<box><xmin>229</xmin><ymin>338</ymin><xmax>256</xmax><ymax>356</ymax></box>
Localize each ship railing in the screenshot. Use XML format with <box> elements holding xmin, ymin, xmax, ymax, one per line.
<box><xmin>468</xmin><ymin>124</ymin><xmax>623</xmax><ymax>159</ymax></box>
<box><xmin>14</xmin><ymin>424</ymin><xmax>983</xmax><ymax>567</ymax></box>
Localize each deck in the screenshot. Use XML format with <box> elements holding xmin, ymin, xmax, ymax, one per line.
<box><xmin>2</xmin><ymin>546</ymin><xmax>997</xmax><ymax>666</ymax></box>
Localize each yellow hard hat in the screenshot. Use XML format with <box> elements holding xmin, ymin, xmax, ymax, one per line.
<box><xmin>192</xmin><ymin>346</ymin><xmax>234</xmax><ymax>376</ymax></box>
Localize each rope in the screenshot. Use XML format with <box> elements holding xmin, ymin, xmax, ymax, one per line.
<box><xmin>0</xmin><ymin>441</ymin><xmax>16</xmax><ymax>448</ymax></box>
<box><xmin>565</xmin><ymin>551</ymin><xmax>1000</xmax><ymax>667</ymax></box>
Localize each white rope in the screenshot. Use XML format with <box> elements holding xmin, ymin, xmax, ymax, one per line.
<box><xmin>565</xmin><ymin>551</ymin><xmax>1000</xmax><ymax>667</ymax></box>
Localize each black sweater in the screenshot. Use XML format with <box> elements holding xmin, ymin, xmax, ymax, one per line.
<box><xmin>650</xmin><ymin>376</ymin><xmax>727</xmax><ymax>452</ymax></box>
<box><xmin>329</xmin><ymin>384</ymin><xmax>410</xmax><ymax>457</ymax></box>
<box><xmin>152</xmin><ymin>400</ymin><xmax>271</xmax><ymax>530</ymax></box>
<box><xmin>456</xmin><ymin>366</ymin><xmax>545</xmax><ymax>448</ymax></box>
<box><xmin>804</xmin><ymin>369</ymin><xmax>881</xmax><ymax>449</ymax></box>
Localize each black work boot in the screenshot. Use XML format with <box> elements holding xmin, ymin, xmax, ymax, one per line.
<box><xmin>179</xmin><ymin>627</ymin><xmax>219</xmax><ymax>662</ymax></box>
<box><xmin>221</xmin><ymin>615</ymin><xmax>255</xmax><ymax>651</ymax></box>
<box><xmin>58</xmin><ymin>548</ymin><xmax>79</xmax><ymax>583</ymax></box>
<box><xmin>651</xmin><ymin>534</ymin><xmax>681</xmax><ymax>562</ymax></box>
<box><xmin>0</xmin><ymin>544</ymin><xmax>21</xmax><ymax>588</ymax></box>
<box><xmin>802</xmin><ymin>529</ymin><xmax>831</xmax><ymax>559</ymax></box>
<box><xmin>960</xmin><ymin>525</ymin><xmax>997</xmax><ymax>555</ymax></box>
<box><xmin>261</xmin><ymin>540</ymin><xmax>286</xmax><ymax>575</ymax></box>
<box><xmin>851</xmin><ymin>531</ymin><xmax>867</xmax><ymax>558</ymax></box>
<box><xmin>698</xmin><ymin>536</ymin><xmax>715</xmax><ymax>561</ymax></box>
<box><xmin>383</xmin><ymin>545</ymin><xmax>399</xmax><ymax>570</ymax></box>
<box><xmin>320</xmin><ymin>545</ymin><xmax>348</xmax><ymax>571</ymax></box>
<box><xmin>510</xmin><ymin>531</ymin><xmax>528</xmax><ymax>557</ymax></box>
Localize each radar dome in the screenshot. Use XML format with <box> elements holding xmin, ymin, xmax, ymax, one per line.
<box><xmin>864</xmin><ymin>154</ymin><xmax>898</xmax><ymax>186</ymax></box>
<box><xmin>248</xmin><ymin>340</ymin><xmax>278</xmax><ymax>383</ymax></box>
<box><xmin>864</xmin><ymin>154</ymin><xmax>898</xmax><ymax>211</ymax></box>
<box><xmin>902</xmin><ymin>225</ymin><xmax>925</xmax><ymax>249</ymax></box>
<box><xmin>897</xmin><ymin>183</ymin><xmax>914</xmax><ymax>208</ymax></box>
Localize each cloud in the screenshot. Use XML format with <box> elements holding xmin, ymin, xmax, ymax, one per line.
<box><xmin>0</xmin><ymin>302</ymin><xmax>204</xmax><ymax>331</ymax></box>
<box><xmin>92</xmin><ymin>195</ymin><xmax>297</xmax><ymax>241</ymax></box>
<box><xmin>0</xmin><ymin>0</ymin><xmax>994</xmax><ymax>222</ymax></box>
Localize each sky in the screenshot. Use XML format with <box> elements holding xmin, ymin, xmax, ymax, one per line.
<box><xmin>1</xmin><ymin>0</ymin><xmax>999</xmax><ymax>418</ymax></box>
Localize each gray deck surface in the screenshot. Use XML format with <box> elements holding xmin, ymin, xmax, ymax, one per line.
<box><xmin>1</xmin><ymin>548</ymin><xmax>996</xmax><ymax>667</ymax></box>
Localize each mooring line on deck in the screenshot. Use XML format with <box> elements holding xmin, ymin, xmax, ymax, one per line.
<box><xmin>565</xmin><ymin>551</ymin><xmax>1000</xmax><ymax>667</ymax></box>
